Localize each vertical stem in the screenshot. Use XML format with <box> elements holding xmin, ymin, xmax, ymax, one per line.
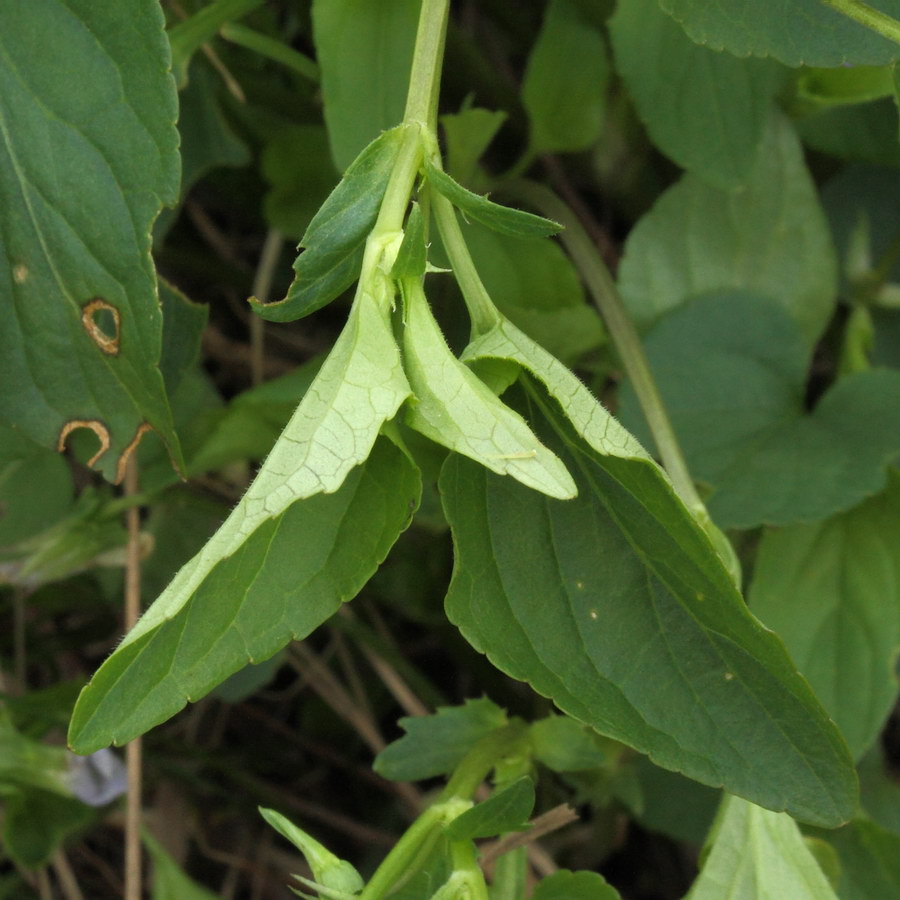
<box><xmin>124</xmin><ymin>457</ymin><xmax>143</xmax><ymax>900</ymax></box>
<box><xmin>12</xmin><ymin>589</ymin><xmax>26</xmax><ymax>688</ymax></box>
<box><xmin>250</xmin><ymin>228</ymin><xmax>283</xmax><ymax>386</ymax></box>
<box><xmin>402</xmin><ymin>0</ymin><xmax>451</xmax><ymax>129</ymax></box>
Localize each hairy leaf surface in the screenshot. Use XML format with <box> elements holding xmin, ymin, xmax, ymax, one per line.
<box><xmin>0</xmin><ymin>0</ymin><xmax>181</xmax><ymax>482</ymax></box>
<box><xmin>659</xmin><ymin>0</ymin><xmax>900</xmax><ymax>67</ymax></box>
<box><xmin>749</xmin><ymin>475</ymin><xmax>900</xmax><ymax>759</ymax></box>
<box><xmin>402</xmin><ymin>282</ymin><xmax>575</xmax><ymax>499</ymax></box>
<box><xmin>69</xmin><ymin>437</ymin><xmax>420</xmax><ymax>752</ymax></box>
<box><xmin>617</xmin><ymin>114</ymin><xmax>836</xmax><ymax>343</ymax></box>
<box><xmin>609</xmin><ymin>0</ymin><xmax>787</xmax><ymax>188</ymax></box>
<box><xmin>441</xmin><ymin>389</ymin><xmax>856</xmax><ymax>826</ymax></box>
<box><xmin>687</xmin><ymin>796</ymin><xmax>837</xmax><ymax>899</ymax></box>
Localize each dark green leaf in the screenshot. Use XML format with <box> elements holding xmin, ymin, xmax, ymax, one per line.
<box><xmin>312</xmin><ymin>0</ymin><xmax>419</xmax><ymax>171</ymax></box>
<box><xmin>445</xmin><ymin>776</ymin><xmax>535</xmax><ymax>840</ymax></box>
<box><xmin>68</xmin><ymin>437</ymin><xmax>421</xmax><ymax>752</ymax></box>
<box><xmin>441</xmin><ymin>388</ymin><xmax>857</xmax><ymax>826</ymax></box>
<box><xmin>1</xmin><ymin>789</ymin><xmax>93</xmax><ymax>869</ymax></box>
<box><xmin>617</xmin><ymin>114</ymin><xmax>837</xmax><ymax>344</ymax></box>
<box><xmin>251</xmin><ymin>126</ymin><xmax>404</xmax><ymax>322</ymax></box>
<box><xmin>687</xmin><ymin>796</ymin><xmax>837</xmax><ymax>899</ymax></box>
<box><xmin>797</xmin><ymin>98</ymin><xmax>900</xmax><ymax>168</ymax></box>
<box><xmin>658</xmin><ymin>0</ymin><xmax>900</xmax><ymax>67</ymax></box>
<box><xmin>749</xmin><ymin>474</ymin><xmax>900</xmax><ymax>759</ymax></box>
<box><xmin>144</xmin><ymin>830</ymin><xmax>219</xmax><ymax>900</ymax></box>
<box><xmin>532</xmin><ymin>869</ymin><xmax>620</xmax><ymax>900</ymax></box>
<box><xmin>858</xmin><ymin>747</ymin><xmax>900</xmax><ymax>835</ymax></box>
<box><xmin>609</xmin><ymin>0</ymin><xmax>787</xmax><ymax>188</ymax></box>
<box><xmin>373</xmin><ymin>698</ymin><xmax>508</xmax><ymax>782</ymax></box>
<box><xmin>424</xmin><ymin>160</ymin><xmax>562</xmax><ymax>238</ymax></box>
<box><xmin>618</xmin><ymin>293</ymin><xmax>900</xmax><ymax>527</ymax></box>
<box><xmin>521</xmin><ymin>0</ymin><xmax>609</xmax><ymax>155</ymax></box>
<box><xmin>0</xmin><ymin>0</ymin><xmax>183</xmax><ymax>482</ymax></box>
<box><xmin>392</xmin><ymin>203</ymin><xmax>427</xmax><ymax>280</ymax></box>
<box><xmin>530</xmin><ymin>716</ymin><xmax>607</xmax><ymax>773</ymax></box>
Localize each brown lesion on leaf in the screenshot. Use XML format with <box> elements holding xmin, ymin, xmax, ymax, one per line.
<box><xmin>57</xmin><ymin>419</ymin><xmax>111</xmax><ymax>468</ymax></box>
<box><xmin>81</xmin><ymin>299</ymin><xmax>120</xmax><ymax>355</ymax></box>
<box><xmin>115</xmin><ymin>422</ymin><xmax>153</xmax><ymax>485</ymax></box>
<box><xmin>13</xmin><ymin>264</ymin><xmax>28</xmax><ymax>284</ymax></box>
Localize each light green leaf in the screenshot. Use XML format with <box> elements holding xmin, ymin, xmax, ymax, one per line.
<box><xmin>609</xmin><ymin>0</ymin><xmax>787</xmax><ymax>188</ymax></box>
<box><xmin>618</xmin><ymin>292</ymin><xmax>900</xmax><ymax>527</ymax></box>
<box><xmin>0</xmin><ymin>0</ymin><xmax>182</xmax><ymax>482</ymax></box>
<box><xmin>659</xmin><ymin>0</ymin><xmax>900</xmax><ymax>67</ymax></box>
<box><xmin>532</xmin><ymin>870</ymin><xmax>620</xmax><ymax>900</ymax></box>
<box><xmin>259</xmin><ymin>807</ymin><xmax>364</xmax><ymax>895</ymax></box>
<box><xmin>251</xmin><ymin>126</ymin><xmax>405</xmax><ymax>322</ymax></box>
<box><xmin>456</xmin><ymin>221</ymin><xmax>605</xmax><ymax>363</ymax></box>
<box><xmin>820</xmin><ymin>819</ymin><xmax>900</xmax><ymax>900</ymax></box>
<box><xmin>0</xmin><ymin>713</ymin><xmax>70</xmax><ymax>796</ymax></box>
<box><xmin>68</xmin><ymin>435</ymin><xmax>420</xmax><ymax>753</ymax></box>
<box><xmin>441</xmin><ymin>387</ymin><xmax>857</xmax><ymax>826</ymax></box>
<box><xmin>312</xmin><ymin>0</ymin><xmax>419</xmax><ymax>171</ymax></box>
<box><xmin>424</xmin><ymin>160</ymin><xmax>562</xmax><ymax>238</ymax></box>
<box><xmin>617</xmin><ymin>114</ymin><xmax>837</xmax><ymax>344</ymax></box>
<box><xmin>797</xmin><ymin>65</ymin><xmax>896</xmax><ymax>108</ymax></box>
<box><xmin>402</xmin><ymin>281</ymin><xmax>576</xmax><ymax>500</ymax></box>
<box><xmin>144</xmin><ymin>830</ymin><xmax>219</xmax><ymax>900</ymax></box>
<box><xmin>522</xmin><ymin>0</ymin><xmax>609</xmax><ymax>156</ymax></box>
<box><xmin>749</xmin><ymin>474</ymin><xmax>900</xmax><ymax>760</ymax></box>
<box><xmin>374</xmin><ymin>698</ymin><xmax>508</xmax><ymax>782</ymax></box>
<box><xmin>687</xmin><ymin>795</ymin><xmax>837</xmax><ymax>899</ymax></box>
<box><xmin>392</xmin><ymin>203</ymin><xmax>427</xmax><ymax>281</ymax></box>
<box><xmin>530</xmin><ymin>716</ymin><xmax>607</xmax><ymax>773</ymax></box>
<box><xmin>444</xmin><ymin>777</ymin><xmax>535</xmax><ymax>840</ymax></box>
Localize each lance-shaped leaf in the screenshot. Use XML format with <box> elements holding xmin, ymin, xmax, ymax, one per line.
<box><xmin>0</xmin><ymin>0</ymin><xmax>182</xmax><ymax>482</ymax></box>
<box><xmin>424</xmin><ymin>159</ymin><xmax>562</xmax><ymax>238</ymax></box>
<box><xmin>68</xmin><ymin>436</ymin><xmax>420</xmax><ymax>752</ymax></box>
<box><xmin>444</xmin><ymin>777</ymin><xmax>535</xmax><ymax>840</ymax></box>
<box><xmin>250</xmin><ymin>126</ymin><xmax>404</xmax><ymax>322</ymax></box>
<box><xmin>687</xmin><ymin>796</ymin><xmax>837</xmax><ymax>899</ymax></box>
<box><xmin>69</xmin><ymin>293</ymin><xmax>412</xmax><ymax>751</ymax></box>
<box><xmin>749</xmin><ymin>474</ymin><xmax>900</xmax><ymax>760</ymax></box>
<box><xmin>659</xmin><ymin>0</ymin><xmax>900</xmax><ymax>68</ymax></box>
<box><xmin>402</xmin><ymin>282</ymin><xmax>575</xmax><ymax>499</ymax></box>
<box><xmin>440</xmin><ymin>382</ymin><xmax>857</xmax><ymax>826</ymax></box>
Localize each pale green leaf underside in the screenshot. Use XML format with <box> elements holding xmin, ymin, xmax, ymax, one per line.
<box><xmin>402</xmin><ymin>284</ymin><xmax>575</xmax><ymax>499</ymax></box>
<box><xmin>68</xmin><ymin>437</ymin><xmax>421</xmax><ymax>753</ymax></box>
<box><xmin>609</xmin><ymin>0</ymin><xmax>787</xmax><ymax>188</ymax></box>
<box><xmin>619</xmin><ymin>293</ymin><xmax>900</xmax><ymax>528</ymax></box>
<box><xmin>687</xmin><ymin>796</ymin><xmax>837</xmax><ymax>900</ymax></box>
<box><xmin>0</xmin><ymin>0</ymin><xmax>181</xmax><ymax>482</ymax></box>
<box><xmin>749</xmin><ymin>474</ymin><xmax>900</xmax><ymax>760</ymax></box>
<box><xmin>462</xmin><ymin>318</ymin><xmax>649</xmax><ymax>462</ymax></box>
<box><xmin>120</xmin><ymin>294</ymin><xmax>409</xmax><ymax>649</ymax></box>
<box><xmin>442</xmin><ymin>391</ymin><xmax>856</xmax><ymax>827</ymax></box>
<box><xmin>660</xmin><ymin>0</ymin><xmax>900</xmax><ymax>67</ymax></box>
<box><xmin>424</xmin><ymin>159</ymin><xmax>562</xmax><ymax>238</ymax></box>
<box><xmin>616</xmin><ymin>113</ymin><xmax>837</xmax><ymax>344</ymax></box>
<box><xmin>251</xmin><ymin>126</ymin><xmax>404</xmax><ymax>322</ymax></box>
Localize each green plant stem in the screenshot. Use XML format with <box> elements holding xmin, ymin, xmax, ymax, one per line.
<box><xmin>219</xmin><ymin>22</ymin><xmax>319</xmax><ymax>81</ymax></box>
<box><xmin>819</xmin><ymin>0</ymin><xmax>900</xmax><ymax>45</ymax></box>
<box><xmin>403</xmin><ymin>0</ymin><xmax>451</xmax><ymax>129</ymax></box>
<box><xmin>431</xmin><ymin>190</ymin><xmax>501</xmax><ymax>335</ymax></box>
<box><xmin>249</xmin><ymin>228</ymin><xmax>282</xmax><ymax>386</ymax></box>
<box><xmin>509</xmin><ymin>180</ymin><xmax>705</xmax><ymax>518</ymax></box>
<box><xmin>490</xmin><ymin>847</ymin><xmax>528</xmax><ymax>900</ymax></box>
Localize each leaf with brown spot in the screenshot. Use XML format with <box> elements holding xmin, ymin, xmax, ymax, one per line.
<box><xmin>0</xmin><ymin>0</ymin><xmax>182</xmax><ymax>481</ymax></box>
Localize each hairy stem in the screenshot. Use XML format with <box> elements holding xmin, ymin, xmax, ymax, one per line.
<box><xmin>819</xmin><ymin>0</ymin><xmax>900</xmax><ymax>45</ymax></box>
